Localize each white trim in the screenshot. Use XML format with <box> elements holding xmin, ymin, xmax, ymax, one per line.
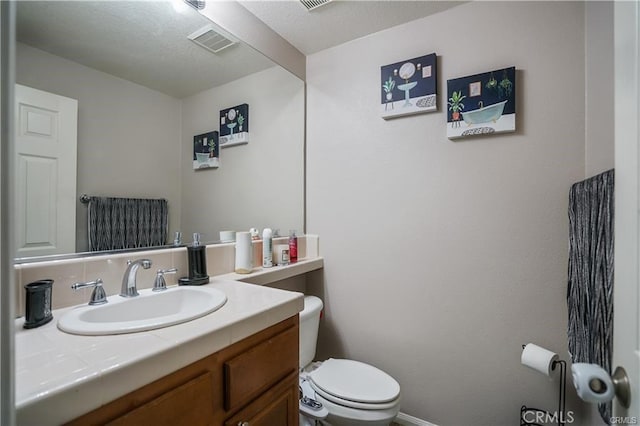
<box><xmin>613</xmin><ymin>0</ymin><xmax>640</xmax><ymax>416</ymax></box>
<box><xmin>394</xmin><ymin>411</ymin><xmax>438</xmax><ymax>426</ymax></box>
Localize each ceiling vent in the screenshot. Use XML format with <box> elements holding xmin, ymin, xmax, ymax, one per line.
<box><xmin>184</xmin><ymin>0</ymin><xmax>205</xmax><ymax>10</ymax></box>
<box><xmin>188</xmin><ymin>25</ymin><xmax>238</xmax><ymax>54</ymax></box>
<box><xmin>299</xmin><ymin>0</ymin><xmax>333</xmax><ymax>12</ymax></box>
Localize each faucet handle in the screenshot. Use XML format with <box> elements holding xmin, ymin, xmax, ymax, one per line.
<box><xmin>72</xmin><ymin>278</ymin><xmax>107</xmax><ymax>305</ymax></box>
<box><xmin>153</xmin><ymin>268</ymin><xmax>177</xmax><ymax>292</ymax></box>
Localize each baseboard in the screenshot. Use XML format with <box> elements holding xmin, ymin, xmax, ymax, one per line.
<box><xmin>394</xmin><ymin>411</ymin><xmax>438</xmax><ymax>426</ymax></box>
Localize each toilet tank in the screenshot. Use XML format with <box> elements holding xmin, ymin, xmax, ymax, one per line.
<box><xmin>299</xmin><ymin>295</ymin><xmax>323</xmax><ymax>368</ymax></box>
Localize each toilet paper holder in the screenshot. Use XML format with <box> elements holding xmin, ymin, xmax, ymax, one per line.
<box><xmin>520</xmin><ymin>344</ymin><xmax>567</xmax><ymax>426</ymax></box>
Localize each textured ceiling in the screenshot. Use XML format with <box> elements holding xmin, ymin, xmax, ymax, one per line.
<box><xmin>238</xmin><ymin>0</ymin><xmax>466</xmax><ymax>55</ymax></box>
<box><xmin>16</xmin><ymin>1</ymin><xmax>465</xmax><ymax>98</ymax></box>
<box><xmin>16</xmin><ymin>1</ymin><xmax>276</xmax><ymax>99</ymax></box>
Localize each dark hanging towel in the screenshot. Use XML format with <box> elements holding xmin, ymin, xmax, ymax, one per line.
<box><xmin>567</xmin><ymin>169</ymin><xmax>614</xmax><ymax>425</ymax></box>
<box><xmin>88</xmin><ymin>197</ymin><xmax>168</xmax><ymax>251</ymax></box>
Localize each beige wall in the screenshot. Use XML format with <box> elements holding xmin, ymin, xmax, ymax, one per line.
<box><xmin>306</xmin><ymin>2</ymin><xmax>603</xmax><ymax>424</ymax></box>
<box><xmin>180</xmin><ymin>66</ymin><xmax>304</xmax><ymax>242</ymax></box>
<box><xmin>585</xmin><ymin>1</ymin><xmax>615</xmax><ymax>176</ymax></box>
<box><xmin>15</xmin><ymin>44</ymin><xmax>305</xmax><ymax>252</ymax></box>
<box><xmin>15</xmin><ymin>43</ymin><xmax>182</xmax><ymax>252</ymax></box>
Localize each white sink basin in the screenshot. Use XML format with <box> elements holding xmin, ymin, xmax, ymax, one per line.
<box><xmin>57</xmin><ymin>286</ymin><xmax>227</xmax><ymax>336</ymax></box>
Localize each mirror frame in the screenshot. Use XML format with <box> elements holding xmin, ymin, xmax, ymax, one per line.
<box><xmin>1</xmin><ymin>2</ymin><xmax>16</xmax><ymax>424</ymax></box>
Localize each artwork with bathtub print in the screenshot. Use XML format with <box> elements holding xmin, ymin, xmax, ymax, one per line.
<box><xmin>219</xmin><ymin>103</ymin><xmax>249</xmax><ymax>147</ymax></box>
<box><xmin>380</xmin><ymin>53</ymin><xmax>437</xmax><ymax>119</ymax></box>
<box><xmin>446</xmin><ymin>66</ymin><xmax>516</xmax><ymax>139</ymax></box>
<box><xmin>192</xmin><ymin>131</ymin><xmax>219</xmax><ymax>170</ymax></box>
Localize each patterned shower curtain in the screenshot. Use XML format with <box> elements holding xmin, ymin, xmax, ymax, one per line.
<box><xmin>88</xmin><ymin>197</ymin><xmax>168</xmax><ymax>251</ymax></box>
<box><xmin>567</xmin><ymin>169</ymin><xmax>614</xmax><ymax>424</ymax></box>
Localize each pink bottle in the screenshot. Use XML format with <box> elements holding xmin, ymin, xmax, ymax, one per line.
<box><xmin>288</xmin><ymin>230</ymin><xmax>298</xmax><ymax>263</ymax></box>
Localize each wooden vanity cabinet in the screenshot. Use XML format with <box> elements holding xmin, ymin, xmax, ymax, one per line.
<box><xmin>66</xmin><ymin>315</ymin><xmax>299</xmax><ymax>426</ymax></box>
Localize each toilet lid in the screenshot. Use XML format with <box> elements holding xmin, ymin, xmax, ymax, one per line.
<box><xmin>308</xmin><ymin>359</ymin><xmax>400</xmax><ymax>405</ymax></box>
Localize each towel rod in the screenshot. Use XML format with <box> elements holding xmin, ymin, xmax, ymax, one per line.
<box><xmin>80</xmin><ymin>194</ymin><xmax>168</xmax><ymax>204</ymax></box>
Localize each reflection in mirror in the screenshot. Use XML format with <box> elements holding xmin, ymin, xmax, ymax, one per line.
<box><xmin>14</xmin><ymin>1</ymin><xmax>305</xmax><ymax>262</ymax></box>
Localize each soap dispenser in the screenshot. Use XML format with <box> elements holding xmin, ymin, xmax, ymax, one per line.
<box><xmin>179</xmin><ymin>233</ymin><xmax>209</xmax><ymax>285</ymax></box>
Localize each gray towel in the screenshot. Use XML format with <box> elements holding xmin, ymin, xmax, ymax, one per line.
<box><xmin>567</xmin><ymin>169</ymin><xmax>614</xmax><ymax>424</ymax></box>
<box><xmin>88</xmin><ymin>197</ymin><xmax>168</xmax><ymax>251</ymax></box>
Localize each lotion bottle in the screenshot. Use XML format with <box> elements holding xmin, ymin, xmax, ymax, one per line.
<box><xmin>262</xmin><ymin>228</ymin><xmax>273</xmax><ymax>268</ymax></box>
<box><xmin>288</xmin><ymin>230</ymin><xmax>298</xmax><ymax>263</ymax></box>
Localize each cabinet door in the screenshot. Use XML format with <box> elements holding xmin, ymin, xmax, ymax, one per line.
<box><xmin>107</xmin><ymin>372</ymin><xmax>215</xmax><ymax>426</ymax></box>
<box><xmin>224</xmin><ymin>325</ymin><xmax>298</xmax><ymax>412</ymax></box>
<box><xmin>224</xmin><ymin>373</ymin><xmax>298</xmax><ymax>426</ymax></box>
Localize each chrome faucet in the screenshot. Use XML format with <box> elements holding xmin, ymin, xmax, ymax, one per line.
<box><xmin>120</xmin><ymin>259</ymin><xmax>152</xmax><ymax>297</ymax></box>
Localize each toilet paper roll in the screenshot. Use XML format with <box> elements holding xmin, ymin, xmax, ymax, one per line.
<box><xmin>521</xmin><ymin>343</ymin><xmax>558</xmax><ymax>376</ymax></box>
<box><xmin>235</xmin><ymin>232</ymin><xmax>253</xmax><ymax>274</ymax></box>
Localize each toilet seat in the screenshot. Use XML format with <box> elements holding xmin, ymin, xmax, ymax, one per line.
<box><xmin>307</xmin><ymin>358</ymin><xmax>400</xmax><ymax>410</ymax></box>
<box><xmin>313</xmin><ymin>392</ymin><xmax>401</xmax><ymax>425</ymax></box>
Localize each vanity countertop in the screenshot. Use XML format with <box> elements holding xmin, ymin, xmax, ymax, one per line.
<box><xmin>15</xmin><ymin>278</ymin><xmax>305</xmax><ymax>425</ymax></box>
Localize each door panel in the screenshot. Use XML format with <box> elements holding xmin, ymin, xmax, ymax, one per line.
<box><xmin>14</xmin><ymin>84</ymin><xmax>77</xmax><ymax>257</ymax></box>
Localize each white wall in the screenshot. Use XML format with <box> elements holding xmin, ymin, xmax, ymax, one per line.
<box><xmin>306</xmin><ymin>2</ymin><xmax>601</xmax><ymax>424</ymax></box>
<box><xmin>15</xmin><ymin>43</ymin><xmax>182</xmax><ymax>252</ymax></box>
<box><xmin>180</xmin><ymin>66</ymin><xmax>304</xmax><ymax>242</ymax></box>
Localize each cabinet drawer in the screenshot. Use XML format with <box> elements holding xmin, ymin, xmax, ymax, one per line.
<box><xmin>224</xmin><ymin>324</ymin><xmax>298</xmax><ymax>412</ymax></box>
<box><xmin>107</xmin><ymin>371</ymin><xmax>215</xmax><ymax>426</ymax></box>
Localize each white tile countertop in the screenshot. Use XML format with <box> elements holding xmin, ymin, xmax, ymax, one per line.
<box><xmin>15</xmin><ymin>278</ymin><xmax>305</xmax><ymax>425</ymax></box>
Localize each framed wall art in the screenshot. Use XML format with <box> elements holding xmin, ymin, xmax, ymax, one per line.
<box><xmin>380</xmin><ymin>53</ymin><xmax>437</xmax><ymax>119</ymax></box>
<box><xmin>219</xmin><ymin>103</ymin><xmax>249</xmax><ymax>148</ymax></box>
<box><xmin>193</xmin><ymin>131</ymin><xmax>219</xmax><ymax>170</ymax></box>
<box><xmin>446</xmin><ymin>66</ymin><xmax>516</xmax><ymax>139</ymax></box>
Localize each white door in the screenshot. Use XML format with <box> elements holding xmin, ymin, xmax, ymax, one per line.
<box><xmin>14</xmin><ymin>84</ymin><xmax>77</xmax><ymax>257</ymax></box>
<box><xmin>613</xmin><ymin>0</ymin><xmax>640</xmax><ymax>417</ymax></box>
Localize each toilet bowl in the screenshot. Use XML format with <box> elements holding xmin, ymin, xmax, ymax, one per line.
<box><xmin>299</xmin><ymin>296</ymin><xmax>401</xmax><ymax>426</ymax></box>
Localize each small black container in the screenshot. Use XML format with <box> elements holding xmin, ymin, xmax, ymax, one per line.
<box><xmin>24</xmin><ymin>279</ymin><xmax>53</xmax><ymax>329</ymax></box>
<box><xmin>179</xmin><ymin>244</ymin><xmax>209</xmax><ymax>286</ymax></box>
<box><xmin>187</xmin><ymin>245</ymin><xmax>208</xmax><ymax>279</ymax></box>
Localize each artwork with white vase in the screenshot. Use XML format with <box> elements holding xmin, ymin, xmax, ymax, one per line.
<box><xmin>380</xmin><ymin>53</ymin><xmax>437</xmax><ymax>119</ymax></box>
<box><xmin>219</xmin><ymin>103</ymin><xmax>249</xmax><ymax>147</ymax></box>
<box><xmin>446</xmin><ymin>66</ymin><xmax>516</xmax><ymax>139</ymax></box>
<box><xmin>192</xmin><ymin>131</ymin><xmax>219</xmax><ymax>170</ymax></box>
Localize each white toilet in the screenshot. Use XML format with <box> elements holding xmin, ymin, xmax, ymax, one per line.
<box><xmin>299</xmin><ymin>295</ymin><xmax>401</xmax><ymax>426</ymax></box>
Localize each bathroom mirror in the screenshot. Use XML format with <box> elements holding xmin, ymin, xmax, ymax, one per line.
<box><xmin>13</xmin><ymin>1</ymin><xmax>305</xmax><ymax>262</ymax></box>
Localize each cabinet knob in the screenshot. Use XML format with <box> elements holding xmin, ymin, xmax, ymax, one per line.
<box><xmin>237</xmin><ymin>422</ymin><xmax>249</xmax><ymax>426</ymax></box>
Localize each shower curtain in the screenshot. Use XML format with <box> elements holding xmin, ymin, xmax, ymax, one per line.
<box><xmin>567</xmin><ymin>169</ymin><xmax>614</xmax><ymax>424</ymax></box>
<box><xmin>88</xmin><ymin>197</ymin><xmax>168</xmax><ymax>251</ymax></box>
